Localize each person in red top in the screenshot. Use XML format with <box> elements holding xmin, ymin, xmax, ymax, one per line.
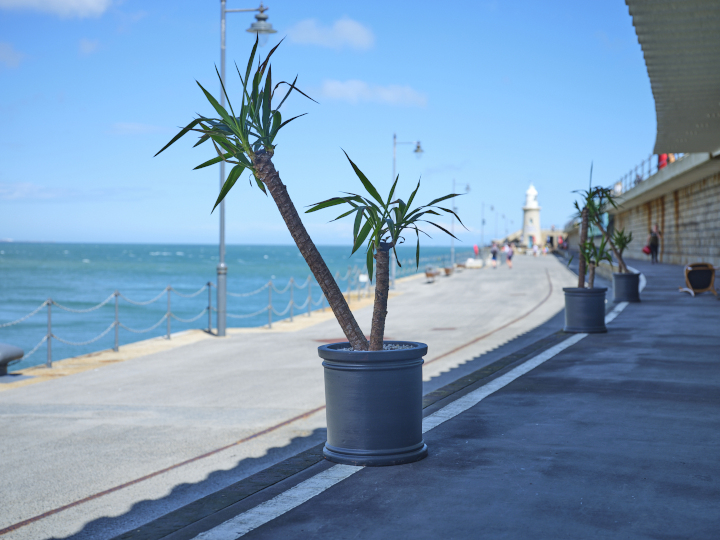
<box><xmin>658</xmin><ymin>154</ymin><xmax>668</xmax><ymax>170</ymax></box>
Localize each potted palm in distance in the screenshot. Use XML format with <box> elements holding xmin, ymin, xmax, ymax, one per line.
<box><xmin>579</xmin><ymin>186</ymin><xmax>640</xmax><ymax>303</ymax></box>
<box><xmin>609</xmin><ymin>228</ymin><xmax>639</xmax><ymax>302</ymax></box>
<box><xmin>563</xmin><ymin>189</ymin><xmax>610</xmax><ymax>333</ymax></box>
<box><xmin>156</xmin><ymin>39</ymin><xmax>461</xmax><ymax>466</ymax></box>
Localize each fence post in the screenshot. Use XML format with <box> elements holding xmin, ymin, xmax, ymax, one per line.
<box><xmin>346</xmin><ymin>267</ymin><xmax>351</xmax><ymax>304</ymax></box>
<box><xmin>46</xmin><ymin>298</ymin><xmax>52</xmax><ymax>368</ymax></box>
<box><xmin>166</xmin><ymin>286</ymin><xmax>171</xmax><ymax>340</ymax></box>
<box><xmin>290</xmin><ymin>278</ymin><xmax>294</xmax><ymax>322</ymax></box>
<box><xmin>114</xmin><ymin>291</ymin><xmax>119</xmax><ymax>352</ymax></box>
<box><xmin>307</xmin><ymin>280</ymin><xmax>311</xmax><ymax>317</ymax></box>
<box><xmin>268</xmin><ymin>280</ymin><xmax>272</xmax><ymax>329</ymax></box>
<box><xmin>208</xmin><ymin>282</ymin><xmax>213</xmax><ymax>334</ymax></box>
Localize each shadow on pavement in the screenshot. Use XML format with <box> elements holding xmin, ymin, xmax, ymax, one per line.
<box><xmin>54</xmin><ymin>428</ymin><xmax>327</xmax><ymax>540</ymax></box>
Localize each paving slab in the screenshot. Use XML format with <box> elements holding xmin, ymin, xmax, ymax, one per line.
<box><xmin>0</xmin><ymin>255</ymin><xmax>575</xmax><ymax>539</ymax></box>
<box><xmin>139</xmin><ymin>259</ymin><xmax>720</xmax><ymax>540</ymax></box>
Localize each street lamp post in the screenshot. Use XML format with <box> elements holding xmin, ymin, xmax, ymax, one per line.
<box><xmin>392</xmin><ymin>133</ymin><xmax>423</xmax><ymax>182</ymax></box>
<box><xmin>216</xmin><ymin>1</ymin><xmax>276</xmax><ymax>337</ymax></box>
<box><xmin>481</xmin><ymin>202</ymin><xmax>486</xmax><ymax>247</ymax></box>
<box><xmin>390</xmin><ymin>133</ymin><xmax>423</xmax><ymax>288</ymax></box>
<box><xmin>449</xmin><ymin>180</ymin><xmax>469</xmax><ymax>267</ymax></box>
<box><xmin>494</xmin><ymin>206</ymin><xmax>498</xmax><ymax>240</ymax></box>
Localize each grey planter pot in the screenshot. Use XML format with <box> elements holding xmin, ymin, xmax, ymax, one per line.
<box><xmin>563</xmin><ymin>288</ymin><xmax>608</xmax><ymax>333</ymax></box>
<box><xmin>613</xmin><ymin>272</ymin><xmax>640</xmax><ymax>303</ymax></box>
<box><xmin>318</xmin><ymin>341</ymin><xmax>429</xmax><ymax>467</ymax></box>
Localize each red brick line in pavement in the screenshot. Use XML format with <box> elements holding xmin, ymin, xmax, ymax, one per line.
<box><xmin>424</xmin><ymin>269</ymin><xmax>553</xmax><ymax>366</ymax></box>
<box><xmin>1</xmin><ymin>270</ymin><xmax>554</xmax><ymax>535</ymax></box>
<box><xmin>0</xmin><ymin>405</ymin><xmax>326</xmax><ymax>536</ymax></box>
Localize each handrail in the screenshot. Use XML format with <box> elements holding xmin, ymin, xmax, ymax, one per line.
<box><xmin>610</xmin><ymin>153</ymin><xmax>688</xmax><ymax>195</ymax></box>
<box><xmin>1</xmin><ymin>258</ymin><xmax>468</xmax><ymax>370</ymax></box>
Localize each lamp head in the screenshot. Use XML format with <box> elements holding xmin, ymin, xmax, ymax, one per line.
<box><xmin>413</xmin><ymin>141</ymin><xmax>423</xmax><ymax>157</ymax></box>
<box><xmin>246</xmin><ymin>3</ymin><xmax>277</xmax><ymax>46</ymax></box>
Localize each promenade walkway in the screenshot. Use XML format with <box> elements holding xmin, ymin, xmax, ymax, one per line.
<box><xmin>0</xmin><ymin>255</ymin><xmax>575</xmax><ymax>540</ymax></box>
<box><xmin>112</xmin><ymin>259</ymin><xmax>719</xmax><ymax>540</ymax></box>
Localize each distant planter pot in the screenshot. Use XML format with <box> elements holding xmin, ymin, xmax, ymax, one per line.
<box><xmin>563</xmin><ymin>288</ymin><xmax>608</xmax><ymax>333</ymax></box>
<box><xmin>613</xmin><ymin>272</ymin><xmax>640</xmax><ymax>303</ymax></box>
<box><xmin>318</xmin><ymin>341</ymin><xmax>428</xmax><ymax>467</ymax></box>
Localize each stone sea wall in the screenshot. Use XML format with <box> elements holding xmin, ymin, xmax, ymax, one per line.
<box><xmin>613</xmin><ymin>171</ymin><xmax>720</xmax><ymax>267</ymax></box>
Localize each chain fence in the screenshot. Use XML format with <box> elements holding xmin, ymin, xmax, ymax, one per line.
<box><xmin>1</xmin><ymin>255</ymin><xmax>477</xmax><ymax>371</ymax></box>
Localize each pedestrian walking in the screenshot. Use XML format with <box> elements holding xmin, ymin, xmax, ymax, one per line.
<box><xmin>647</xmin><ymin>224</ymin><xmax>662</xmax><ymax>264</ymax></box>
<box><xmin>504</xmin><ymin>243</ymin><xmax>514</xmax><ymax>269</ymax></box>
<box><xmin>491</xmin><ymin>242</ymin><xmax>499</xmax><ymax>269</ymax></box>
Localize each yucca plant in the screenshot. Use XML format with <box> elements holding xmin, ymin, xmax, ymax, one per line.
<box><xmin>574</xmin><ymin>187</ymin><xmax>629</xmax><ymax>275</ymax></box>
<box><xmin>307</xmin><ymin>153</ymin><xmax>462</xmax><ymax>350</ymax></box>
<box><xmin>579</xmin><ymin>235</ymin><xmax>612</xmax><ymax>288</ymax></box>
<box><xmin>155</xmin><ymin>38</ymin><xmax>369</xmax><ymax>350</ymax></box>
<box><xmin>155</xmin><ymin>39</ymin><xmax>461</xmax><ymax>352</ymax></box>
<box><xmin>611</xmin><ymin>228</ymin><xmax>633</xmax><ymax>272</ymax></box>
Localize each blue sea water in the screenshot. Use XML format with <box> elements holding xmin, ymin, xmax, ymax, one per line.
<box><xmin>0</xmin><ymin>243</ymin><xmax>467</xmax><ymax>371</ymax></box>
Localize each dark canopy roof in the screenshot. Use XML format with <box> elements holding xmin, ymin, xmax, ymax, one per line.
<box><xmin>627</xmin><ymin>0</ymin><xmax>720</xmax><ymax>153</ymax></box>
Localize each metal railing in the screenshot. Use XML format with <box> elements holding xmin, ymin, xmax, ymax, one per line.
<box><xmin>611</xmin><ymin>153</ymin><xmax>688</xmax><ymax>195</ymax></box>
<box><xmin>1</xmin><ymin>254</ymin><xmax>474</xmax><ymax>370</ymax></box>
<box><xmin>1</xmin><ymin>267</ymin><xmax>364</xmax><ymax>368</ymax></box>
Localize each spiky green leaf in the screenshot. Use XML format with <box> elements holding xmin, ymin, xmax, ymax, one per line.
<box><xmin>212</xmin><ymin>164</ymin><xmax>245</xmax><ymax>212</ymax></box>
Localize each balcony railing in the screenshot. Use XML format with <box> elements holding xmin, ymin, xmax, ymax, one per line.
<box><xmin>611</xmin><ymin>153</ymin><xmax>688</xmax><ymax>195</ymax></box>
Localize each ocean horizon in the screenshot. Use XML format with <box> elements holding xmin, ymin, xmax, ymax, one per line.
<box><xmin>1</xmin><ymin>242</ymin><xmax>471</xmax><ymax>371</ymax></box>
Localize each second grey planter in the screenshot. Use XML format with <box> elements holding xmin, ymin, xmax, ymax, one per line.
<box><xmin>613</xmin><ymin>272</ymin><xmax>640</xmax><ymax>303</ymax></box>
<box><xmin>318</xmin><ymin>341</ymin><xmax>428</xmax><ymax>467</ymax></box>
<box><xmin>563</xmin><ymin>287</ymin><xmax>608</xmax><ymax>333</ymax></box>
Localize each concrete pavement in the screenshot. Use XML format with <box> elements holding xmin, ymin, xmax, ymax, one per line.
<box><xmin>114</xmin><ymin>258</ymin><xmax>720</xmax><ymax>540</ymax></box>
<box><xmin>0</xmin><ymin>255</ymin><xmax>575</xmax><ymax>539</ymax></box>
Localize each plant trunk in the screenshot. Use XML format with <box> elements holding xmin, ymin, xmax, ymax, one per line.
<box><xmin>253</xmin><ymin>150</ymin><xmax>369</xmax><ymax>351</ymax></box>
<box><xmin>587</xmin><ymin>263</ymin><xmax>596</xmax><ymax>289</ymax></box>
<box><xmin>594</xmin><ymin>220</ymin><xmax>627</xmax><ymax>273</ymax></box>
<box><xmin>578</xmin><ymin>207</ymin><xmax>589</xmax><ymax>288</ymax></box>
<box><xmin>369</xmin><ymin>243</ymin><xmax>391</xmax><ymax>351</ymax></box>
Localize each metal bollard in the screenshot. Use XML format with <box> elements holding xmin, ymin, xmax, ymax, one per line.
<box><xmin>208</xmin><ymin>282</ymin><xmax>213</xmax><ymax>334</ymax></box>
<box><xmin>268</xmin><ymin>281</ymin><xmax>272</xmax><ymax>329</ymax></box>
<box><xmin>166</xmin><ymin>286</ymin><xmax>171</xmax><ymax>340</ymax></box>
<box><xmin>114</xmin><ymin>291</ymin><xmax>119</xmax><ymax>352</ymax></box>
<box><xmin>46</xmin><ymin>298</ymin><xmax>52</xmax><ymax>368</ymax></box>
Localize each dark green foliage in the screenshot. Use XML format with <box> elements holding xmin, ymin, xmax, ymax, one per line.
<box><xmin>306</xmin><ymin>152</ymin><xmax>464</xmax><ymax>280</ymax></box>
<box><xmin>612</xmin><ymin>228</ymin><xmax>633</xmax><ymax>256</ymax></box>
<box><xmin>155</xmin><ymin>37</ymin><xmax>315</xmax><ymax>212</ymax></box>
<box><xmin>580</xmin><ymin>235</ymin><xmax>612</xmax><ymax>269</ymax></box>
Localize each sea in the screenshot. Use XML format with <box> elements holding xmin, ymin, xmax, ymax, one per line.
<box><xmin>0</xmin><ymin>243</ymin><xmax>470</xmax><ymax>371</ymax></box>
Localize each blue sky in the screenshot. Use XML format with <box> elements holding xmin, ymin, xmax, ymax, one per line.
<box><xmin>0</xmin><ymin>0</ymin><xmax>656</xmax><ymax>247</ymax></box>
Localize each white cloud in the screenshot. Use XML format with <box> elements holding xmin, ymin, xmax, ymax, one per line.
<box><xmin>288</xmin><ymin>17</ymin><xmax>374</xmax><ymax>50</ymax></box>
<box><xmin>321</xmin><ymin>80</ymin><xmax>427</xmax><ymax>107</ymax></box>
<box><xmin>0</xmin><ymin>182</ymin><xmax>69</xmax><ymax>200</ymax></box>
<box><xmin>0</xmin><ymin>0</ymin><xmax>112</xmax><ymax>18</ymax></box>
<box><xmin>79</xmin><ymin>38</ymin><xmax>99</xmax><ymax>55</ymax></box>
<box><xmin>0</xmin><ymin>42</ymin><xmax>24</xmax><ymax>68</ymax></box>
<box><xmin>0</xmin><ymin>181</ymin><xmax>153</xmax><ymax>201</ymax></box>
<box><xmin>110</xmin><ymin>122</ymin><xmax>167</xmax><ymax>135</ymax></box>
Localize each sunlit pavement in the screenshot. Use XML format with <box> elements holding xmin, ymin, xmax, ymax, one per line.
<box><xmin>0</xmin><ymin>255</ymin><xmax>576</xmax><ymax>540</ymax></box>
<box><xmin>127</xmin><ymin>258</ymin><xmax>720</xmax><ymax>540</ymax></box>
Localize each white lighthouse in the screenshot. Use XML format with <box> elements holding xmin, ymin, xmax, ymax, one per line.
<box><xmin>522</xmin><ymin>184</ymin><xmax>541</xmax><ymax>248</ymax></box>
